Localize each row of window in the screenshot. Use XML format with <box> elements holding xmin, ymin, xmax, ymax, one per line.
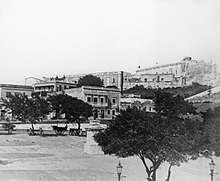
<box><xmin>87</xmin><ymin>96</ymin><xmax>116</xmax><ymax>105</ymax></box>
<box><xmin>6</xmin><ymin>92</ymin><xmax>26</xmax><ymax>97</ymax></box>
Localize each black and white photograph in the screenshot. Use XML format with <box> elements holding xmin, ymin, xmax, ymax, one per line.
<box><xmin>0</xmin><ymin>0</ymin><xmax>220</xmax><ymax>180</ymax></box>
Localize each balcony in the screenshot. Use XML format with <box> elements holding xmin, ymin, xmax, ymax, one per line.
<box><xmin>88</xmin><ymin>102</ymin><xmax>108</xmax><ymax>107</ymax></box>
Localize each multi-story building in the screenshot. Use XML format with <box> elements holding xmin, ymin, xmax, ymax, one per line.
<box><xmin>42</xmin><ymin>71</ymin><xmax>132</xmax><ymax>91</ymax></box>
<box><xmin>129</xmin><ymin>57</ymin><xmax>196</xmax><ymax>89</ymax></box>
<box><xmin>134</xmin><ymin>57</ymin><xmax>219</xmax><ymax>88</ymax></box>
<box><xmin>0</xmin><ymin>84</ymin><xmax>33</xmax><ymax>120</ymax></box>
<box><xmin>65</xmin><ymin>86</ymin><xmax>121</xmax><ymax>120</ymax></box>
<box><xmin>27</xmin><ymin>56</ymin><xmax>219</xmax><ymax>92</ymax></box>
<box><xmin>121</xmin><ymin>97</ymin><xmax>155</xmax><ymax>112</ymax></box>
<box><xmin>33</xmin><ymin>81</ymin><xmax>76</xmax><ymax>95</ymax></box>
<box><xmin>136</xmin><ymin>57</ymin><xmax>197</xmax><ymax>76</ymax></box>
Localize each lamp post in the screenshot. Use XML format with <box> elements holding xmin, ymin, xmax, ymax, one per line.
<box><xmin>116</xmin><ymin>161</ymin><xmax>123</xmax><ymax>181</ymax></box>
<box><xmin>209</xmin><ymin>159</ymin><xmax>215</xmax><ymax>181</ymax></box>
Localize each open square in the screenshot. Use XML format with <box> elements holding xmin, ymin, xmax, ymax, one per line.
<box><xmin>0</xmin><ymin>131</ymin><xmax>219</xmax><ymax>181</ymax></box>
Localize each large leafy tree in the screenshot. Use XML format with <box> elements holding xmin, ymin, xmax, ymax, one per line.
<box><xmin>94</xmin><ymin>90</ymin><xmax>210</xmax><ymax>181</ymax></box>
<box><xmin>77</xmin><ymin>74</ymin><xmax>103</xmax><ymax>87</ymax></box>
<box><xmin>2</xmin><ymin>93</ymin><xmax>50</xmax><ymax>132</ymax></box>
<box><xmin>202</xmin><ymin>107</ymin><xmax>220</xmax><ymax>156</ymax></box>
<box><xmin>48</xmin><ymin>94</ymin><xmax>93</xmax><ymax>130</ymax></box>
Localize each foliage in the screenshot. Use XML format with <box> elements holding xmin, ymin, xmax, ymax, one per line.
<box><xmin>77</xmin><ymin>74</ymin><xmax>104</xmax><ymax>87</ymax></box>
<box><xmin>94</xmin><ymin>90</ymin><xmax>210</xmax><ymax>181</ymax></box>
<box><xmin>124</xmin><ymin>83</ymin><xmax>210</xmax><ymax>99</ymax></box>
<box><xmin>202</xmin><ymin>107</ymin><xmax>220</xmax><ymax>156</ymax></box>
<box><xmin>48</xmin><ymin>94</ymin><xmax>93</xmax><ymax>130</ymax></box>
<box><xmin>124</xmin><ymin>85</ymin><xmax>156</xmax><ymax>99</ymax></box>
<box><xmin>2</xmin><ymin>93</ymin><xmax>50</xmax><ymax>131</ymax></box>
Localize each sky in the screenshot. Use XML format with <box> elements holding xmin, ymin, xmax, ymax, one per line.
<box><xmin>0</xmin><ymin>0</ymin><xmax>220</xmax><ymax>84</ymax></box>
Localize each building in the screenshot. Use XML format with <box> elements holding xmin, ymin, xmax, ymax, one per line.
<box><xmin>123</xmin><ymin>73</ymin><xmax>186</xmax><ymax>89</ymax></box>
<box><xmin>130</xmin><ymin>57</ymin><xmax>197</xmax><ymax>89</ymax></box>
<box><xmin>0</xmin><ymin>84</ymin><xmax>33</xmax><ymax>120</ymax></box>
<box><xmin>65</xmin><ymin>86</ymin><xmax>121</xmax><ymax>120</ymax></box>
<box><xmin>136</xmin><ymin>57</ymin><xmax>197</xmax><ymax>76</ymax></box>
<box><xmin>42</xmin><ymin>71</ymin><xmax>132</xmax><ymax>91</ymax></box>
<box><xmin>33</xmin><ymin>81</ymin><xmax>76</xmax><ymax>95</ymax></box>
<box><xmin>134</xmin><ymin>57</ymin><xmax>219</xmax><ymax>88</ymax></box>
<box><xmin>121</xmin><ymin>97</ymin><xmax>155</xmax><ymax>112</ymax></box>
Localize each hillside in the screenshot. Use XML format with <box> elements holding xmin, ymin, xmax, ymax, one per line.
<box><xmin>124</xmin><ymin>82</ymin><xmax>210</xmax><ymax>99</ymax></box>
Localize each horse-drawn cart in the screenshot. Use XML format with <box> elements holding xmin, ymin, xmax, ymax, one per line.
<box><xmin>69</xmin><ymin>128</ymin><xmax>87</xmax><ymax>136</ymax></box>
<box><xmin>52</xmin><ymin>125</ymin><xmax>68</xmax><ymax>135</ymax></box>
<box><xmin>27</xmin><ymin>127</ymin><xmax>44</xmax><ymax>136</ymax></box>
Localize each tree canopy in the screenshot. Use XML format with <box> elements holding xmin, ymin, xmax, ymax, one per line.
<box><xmin>202</xmin><ymin>107</ymin><xmax>220</xmax><ymax>156</ymax></box>
<box><xmin>94</xmin><ymin>90</ymin><xmax>210</xmax><ymax>181</ymax></box>
<box><xmin>77</xmin><ymin>74</ymin><xmax>104</xmax><ymax>87</ymax></box>
<box><xmin>2</xmin><ymin>93</ymin><xmax>50</xmax><ymax>131</ymax></box>
<box><xmin>48</xmin><ymin>94</ymin><xmax>93</xmax><ymax>130</ymax></box>
<box><xmin>124</xmin><ymin>83</ymin><xmax>210</xmax><ymax>99</ymax></box>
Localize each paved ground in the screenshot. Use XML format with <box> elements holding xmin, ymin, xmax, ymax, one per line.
<box><xmin>0</xmin><ymin>130</ymin><xmax>219</xmax><ymax>181</ymax></box>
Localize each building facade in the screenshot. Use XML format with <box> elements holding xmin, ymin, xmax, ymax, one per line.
<box><xmin>33</xmin><ymin>81</ymin><xmax>76</xmax><ymax>95</ymax></box>
<box><xmin>42</xmin><ymin>71</ymin><xmax>132</xmax><ymax>91</ymax></box>
<box><xmin>130</xmin><ymin>57</ymin><xmax>196</xmax><ymax>89</ymax></box>
<box><xmin>121</xmin><ymin>97</ymin><xmax>155</xmax><ymax>112</ymax></box>
<box><xmin>65</xmin><ymin>86</ymin><xmax>121</xmax><ymax>120</ymax></box>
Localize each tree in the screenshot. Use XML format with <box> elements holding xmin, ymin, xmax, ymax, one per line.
<box><xmin>2</xmin><ymin>93</ymin><xmax>50</xmax><ymax>133</ymax></box>
<box><xmin>94</xmin><ymin>90</ymin><xmax>210</xmax><ymax>181</ymax></box>
<box><xmin>123</xmin><ymin>83</ymin><xmax>210</xmax><ymax>99</ymax></box>
<box><xmin>202</xmin><ymin>107</ymin><xmax>220</xmax><ymax>156</ymax></box>
<box><xmin>48</xmin><ymin>94</ymin><xmax>93</xmax><ymax>132</ymax></box>
<box><xmin>77</xmin><ymin>74</ymin><xmax>103</xmax><ymax>87</ymax></box>
<box><xmin>47</xmin><ymin>94</ymin><xmax>65</xmax><ymax>119</ymax></box>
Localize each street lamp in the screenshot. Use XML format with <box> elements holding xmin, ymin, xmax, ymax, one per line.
<box><xmin>209</xmin><ymin>159</ymin><xmax>215</xmax><ymax>181</ymax></box>
<box><xmin>116</xmin><ymin>161</ymin><xmax>123</xmax><ymax>181</ymax></box>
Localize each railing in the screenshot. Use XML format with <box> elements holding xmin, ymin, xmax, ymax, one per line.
<box><xmin>89</xmin><ymin>102</ymin><xmax>108</xmax><ymax>107</ymax></box>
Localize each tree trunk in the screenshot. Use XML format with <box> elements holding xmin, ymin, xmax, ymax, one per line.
<box><xmin>31</xmin><ymin>122</ymin><xmax>35</xmax><ymax>135</ymax></box>
<box><xmin>165</xmin><ymin>164</ymin><xmax>172</xmax><ymax>181</ymax></box>
<box><xmin>77</xmin><ymin>121</ymin><xmax>81</xmax><ymax>136</ymax></box>
<box><xmin>152</xmin><ymin>170</ymin><xmax>156</xmax><ymax>181</ymax></box>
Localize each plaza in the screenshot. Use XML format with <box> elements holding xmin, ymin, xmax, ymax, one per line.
<box><xmin>0</xmin><ymin>129</ymin><xmax>219</xmax><ymax>181</ymax></box>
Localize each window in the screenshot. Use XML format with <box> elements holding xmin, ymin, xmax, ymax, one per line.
<box><xmin>101</xmin><ymin>110</ymin><xmax>105</xmax><ymax>118</ymax></box>
<box><xmin>112</xmin><ymin>109</ymin><xmax>115</xmax><ymax>116</ymax></box>
<box><xmin>93</xmin><ymin>97</ymin><xmax>98</xmax><ymax>104</ymax></box>
<box><xmin>107</xmin><ymin>110</ymin><xmax>111</xmax><ymax>115</ymax></box>
<box><xmin>15</xmin><ymin>92</ymin><xmax>21</xmax><ymax>96</ymax></box>
<box><xmin>161</xmin><ymin>78</ymin><xmax>164</xmax><ymax>81</ymax></box>
<box><xmin>112</xmin><ymin>78</ymin><xmax>115</xmax><ymax>83</ymax></box>
<box><xmin>6</xmin><ymin>92</ymin><xmax>11</xmax><ymax>98</ymax></box>
<box><xmin>112</xmin><ymin>98</ymin><xmax>116</xmax><ymax>104</ymax></box>
<box><xmin>100</xmin><ymin>97</ymin><xmax>104</xmax><ymax>104</ymax></box>
<box><xmin>149</xmin><ymin>107</ymin><xmax>152</xmax><ymax>111</ymax></box>
<box><xmin>144</xmin><ymin>78</ymin><xmax>147</xmax><ymax>82</ymax></box>
<box><xmin>87</xmin><ymin>96</ymin><xmax>91</xmax><ymax>103</ymax></box>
